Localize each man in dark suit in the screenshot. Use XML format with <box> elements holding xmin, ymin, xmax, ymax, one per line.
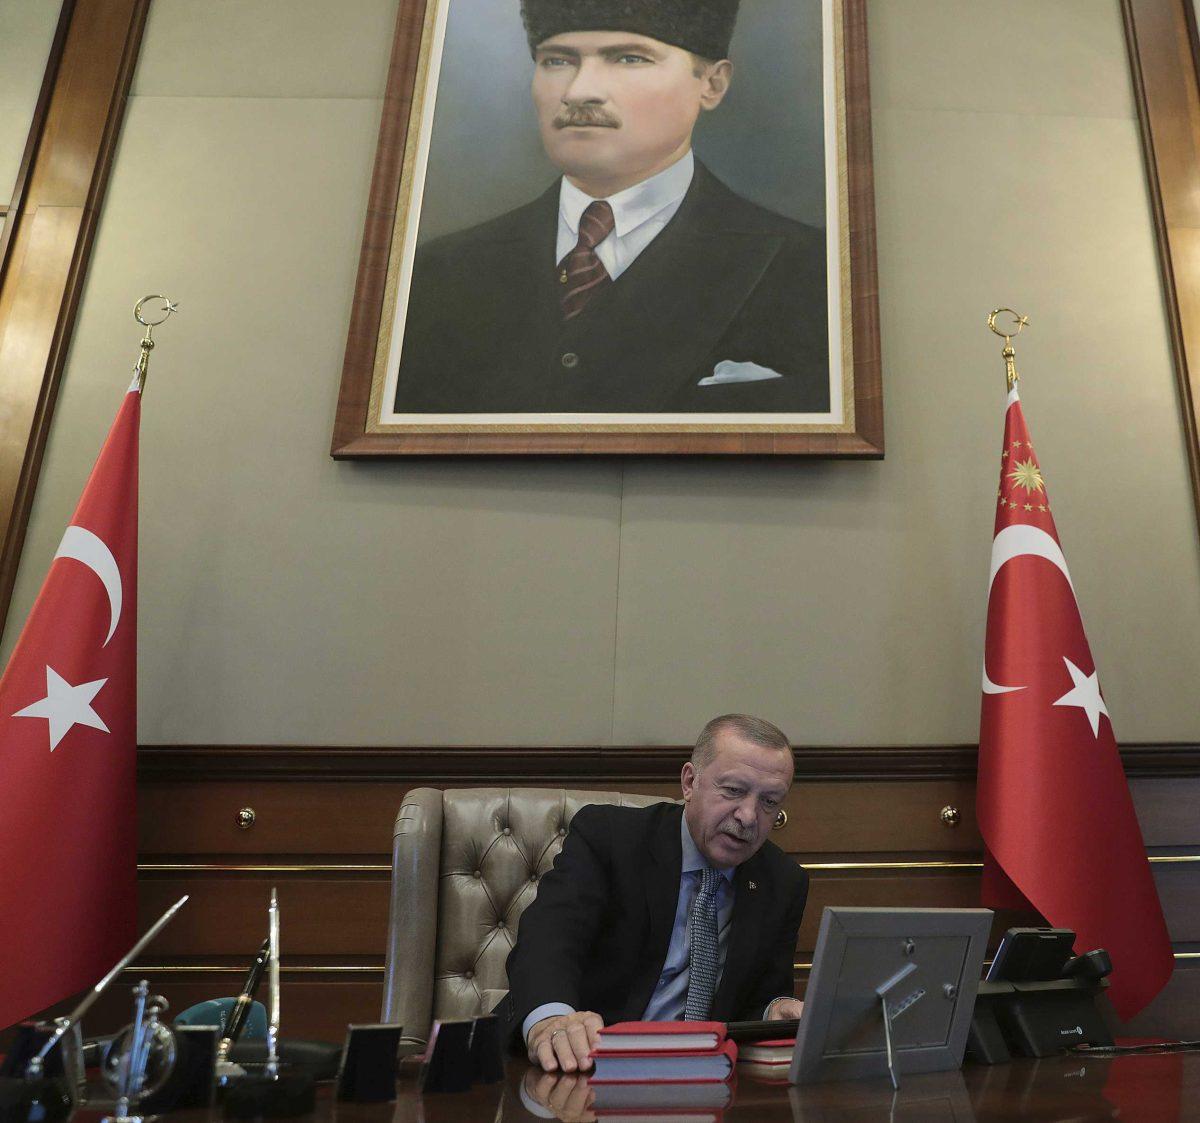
<box><xmin>495</xmin><ymin>714</ymin><xmax>808</xmax><ymax>1073</ymax></box>
<box><xmin>393</xmin><ymin>0</ymin><xmax>828</xmax><ymax>415</ymax></box>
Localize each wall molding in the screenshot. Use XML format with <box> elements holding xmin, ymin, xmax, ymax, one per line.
<box><xmin>138</xmin><ymin>742</ymin><xmax>1200</xmax><ymax>783</ymax></box>
<box><xmin>0</xmin><ymin>0</ymin><xmax>151</xmax><ymax>635</ymax></box>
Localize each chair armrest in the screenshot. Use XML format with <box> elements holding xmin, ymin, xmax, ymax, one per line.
<box><xmin>381</xmin><ymin>787</ymin><xmax>443</xmax><ymax>1043</ymax></box>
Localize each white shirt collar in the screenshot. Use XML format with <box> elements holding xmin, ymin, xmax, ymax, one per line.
<box><xmin>559</xmin><ymin>149</ymin><xmax>695</xmax><ymax>241</ymax></box>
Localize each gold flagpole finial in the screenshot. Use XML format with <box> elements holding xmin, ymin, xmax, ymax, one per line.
<box><xmin>987</xmin><ymin>308</ymin><xmax>1028</xmax><ymax>390</ymax></box>
<box><xmin>131</xmin><ymin>295</ymin><xmax>178</xmax><ymax>390</ymax></box>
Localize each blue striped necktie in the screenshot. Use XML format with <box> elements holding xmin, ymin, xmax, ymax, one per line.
<box><xmin>683</xmin><ymin>867</ymin><xmax>721</xmax><ymax>1020</ymax></box>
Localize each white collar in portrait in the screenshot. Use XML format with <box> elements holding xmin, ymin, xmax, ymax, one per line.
<box><xmin>556</xmin><ymin>149</ymin><xmax>695</xmax><ymax>279</ymax></box>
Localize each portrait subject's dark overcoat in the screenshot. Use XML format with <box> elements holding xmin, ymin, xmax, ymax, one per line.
<box><xmin>393</xmin><ymin>162</ymin><xmax>830</xmax><ymax>414</ymax></box>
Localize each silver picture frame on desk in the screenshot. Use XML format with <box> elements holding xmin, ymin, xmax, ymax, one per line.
<box><xmin>790</xmin><ymin>907</ymin><xmax>992</xmax><ymax>1087</ymax></box>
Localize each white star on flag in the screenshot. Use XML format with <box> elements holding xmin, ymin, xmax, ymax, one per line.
<box><xmin>1052</xmin><ymin>657</ymin><xmax>1109</xmax><ymax>738</ymax></box>
<box><xmin>14</xmin><ymin>666</ymin><xmax>110</xmax><ymax>751</ymax></box>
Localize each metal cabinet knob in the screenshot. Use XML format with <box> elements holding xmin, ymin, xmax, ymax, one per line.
<box><xmin>237</xmin><ymin>807</ymin><xmax>256</xmax><ymax>830</ymax></box>
<box><xmin>940</xmin><ymin>805</ymin><xmax>961</xmax><ymax>828</ymax></box>
<box><xmin>774</xmin><ymin>809</ymin><xmax>788</xmax><ymax>830</ymax></box>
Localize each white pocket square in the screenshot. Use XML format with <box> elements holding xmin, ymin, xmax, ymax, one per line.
<box><xmin>697</xmin><ymin>360</ymin><xmax>784</xmax><ymax>386</ymax></box>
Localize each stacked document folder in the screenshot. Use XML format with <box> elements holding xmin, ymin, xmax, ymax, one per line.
<box><xmin>734</xmin><ymin>1036</ymin><xmax>795</xmax><ymax>1083</ymax></box>
<box><xmin>588</xmin><ymin>1021</ymin><xmax>737</xmax><ymax>1119</ymax></box>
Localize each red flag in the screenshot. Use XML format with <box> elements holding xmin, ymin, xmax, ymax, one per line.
<box><xmin>977</xmin><ymin>385</ymin><xmax>1172</xmax><ymax>1019</ymax></box>
<box><xmin>0</xmin><ymin>381</ymin><xmax>140</xmax><ymax>1028</ymax></box>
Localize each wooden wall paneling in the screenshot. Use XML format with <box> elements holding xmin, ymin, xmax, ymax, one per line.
<box><xmin>138</xmin><ymin>875</ymin><xmax>390</xmax><ymax>958</ymax></box>
<box><xmin>135</xmin><ymin>863</ymin><xmax>1200</xmax><ymax>963</ymax></box>
<box><xmin>0</xmin><ymin>1</ymin><xmax>72</xmax><ymax>289</ymax></box>
<box><xmin>1131</xmin><ymin>776</ymin><xmax>1200</xmax><ymax>845</ymax></box>
<box><xmin>1122</xmin><ymin>0</ymin><xmax>1200</xmax><ymax>535</ymax></box>
<box><xmin>797</xmin><ymin>870</ymin><xmax>1031</xmax><ymax>953</ymax></box>
<box><xmin>798</xmin><ymin>863</ymin><xmax>1199</xmax><ymax>950</ymax></box>
<box><xmin>1152</xmin><ymin>863</ymin><xmax>1200</xmax><ymax>943</ymax></box>
<box><xmin>1111</xmin><ymin>959</ymin><xmax>1200</xmax><ymax>1040</ymax></box>
<box><xmin>781</xmin><ymin>779</ymin><xmax>982</xmax><ymax>853</ymax></box>
<box><xmin>139</xmin><ymin>775</ymin><xmax>988</xmax><ymax>857</ymax></box>
<box><xmin>138</xmin><ymin>763</ymin><xmax>1200</xmax><ymax>860</ymax></box>
<box><xmin>0</xmin><ymin>0</ymin><xmax>150</xmax><ymax>636</ymax></box>
<box><xmin>136</xmin><ymin>743</ymin><xmax>1200</xmax><ymax>784</ymax></box>
<box><xmin>138</xmin><ymin>781</ymin><xmax>415</xmax><ymax>856</ymax></box>
<box><xmin>124</xmin><ymin>745</ymin><xmax>1200</xmax><ymax>1043</ymax></box>
<box><xmin>90</xmin><ymin>974</ymin><xmax>384</xmax><ymax>1042</ymax></box>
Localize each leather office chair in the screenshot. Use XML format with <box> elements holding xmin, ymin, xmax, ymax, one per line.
<box><xmin>382</xmin><ymin>786</ymin><xmax>668</xmax><ymax>1045</ymax></box>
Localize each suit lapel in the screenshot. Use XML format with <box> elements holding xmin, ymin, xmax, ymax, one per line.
<box><xmin>713</xmin><ymin>849</ymin><xmax>768</xmax><ymax>1020</ymax></box>
<box><xmin>431</xmin><ymin>182</ymin><xmax>564</xmax><ymax>409</ymax></box>
<box><xmin>469</xmin><ymin>181</ymin><xmax>561</xmax><ymax>327</ymax></box>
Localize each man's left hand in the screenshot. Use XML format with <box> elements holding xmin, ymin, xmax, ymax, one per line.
<box><xmin>522</xmin><ymin>1070</ymin><xmax>596</xmax><ymax>1122</ymax></box>
<box><xmin>767</xmin><ymin>997</ymin><xmax>804</xmax><ymax>1020</ymax></box>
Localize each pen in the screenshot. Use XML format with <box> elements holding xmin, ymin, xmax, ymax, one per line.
<box><xmin>218</xmin><ymin>937</ymin><xmax>271</xmax><ymax>1062</ymax></box>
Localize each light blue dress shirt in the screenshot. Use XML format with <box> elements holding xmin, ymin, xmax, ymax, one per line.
<box><xmin>641</xmin><ymin>816</ymin><xmax>735</xmax><ymax>1020</ymax></box>
<box><xmin>522</xmin><ymin>815</ymin><xmax>735</xmax><ymax>1043</ymax></box>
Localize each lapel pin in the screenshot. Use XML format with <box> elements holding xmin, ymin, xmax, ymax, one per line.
<box><xmin>748</xmin><ymin>881</ymin><xmax>757</xmax><ymax>891</ymax></box>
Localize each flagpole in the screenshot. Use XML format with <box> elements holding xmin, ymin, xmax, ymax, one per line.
<box><xmin>986</xmin><ymin>308</ymin><xmax>1028</xmax><ymax>390</ymax></box>
<box><xmin>130</xmin><ymin>295</ymin><xmax>178</xmax><ymax>391</ymax></box>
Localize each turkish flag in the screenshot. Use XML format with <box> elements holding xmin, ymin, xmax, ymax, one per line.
<box><xmin>0</xmin><ymin>381</ymin><xmax>140</xmax><ymax>1029</ymax></box>
<box><xmin>977</xmin><ymin>386</ymin><xmax>1172</xmax><ymax>1019</ymax></box>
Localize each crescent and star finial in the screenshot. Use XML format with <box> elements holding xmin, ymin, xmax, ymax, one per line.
<box><xmin>987</xmin><ymin>308</ymin><xmax>1028</xmax><ymax>390</ymax></box>
<box><xmin>133</xmin><ymin>295</ymin><xmax>178</xmax><ymax>328</ymax></box>
<box><xmin>987</xmin><ymin>308</ymin><xmax>1029</xmax><ymax>342</ymax></box>
<box><xmin>131</xmin><ymin>295</ymin><xmax>177</xmax><ymax>390</ymax></box>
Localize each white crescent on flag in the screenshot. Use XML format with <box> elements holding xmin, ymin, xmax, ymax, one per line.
<box><xmin>981</xmin><ymin>523</ymin><xmax>1076</xmax><ymax>695</ymax></box>
<box><xmin>53</xmin><ymin>525</ymin><xmax>123</xmax><ymax>646</ymax></box>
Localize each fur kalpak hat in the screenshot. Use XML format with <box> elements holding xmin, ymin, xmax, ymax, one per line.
<box><xmin>521</xmin><ymin>0</ymin><xmax>741</xmax><ymax>61</ymax></box>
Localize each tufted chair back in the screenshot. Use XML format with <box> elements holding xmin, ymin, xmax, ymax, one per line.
<box><xmin>381</xmin><ymin>787</ymin><xmax>670</xmax><ymax>1045</ymax></box>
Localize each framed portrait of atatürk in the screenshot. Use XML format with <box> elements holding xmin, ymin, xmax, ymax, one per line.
<box><xmin>332</xmin><ymin>0</ymin><xmax>882</xmax><ymax>456</ymax></box>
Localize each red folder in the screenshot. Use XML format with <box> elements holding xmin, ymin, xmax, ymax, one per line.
<box><xmin>595</xmin><ymin>1021</ymin><xmax>726</xmax><ymax>1053</ymax></box>
<box><xmin>589</xmin><ymin>1038</ymin><xmax>738</xmax><ymax>1083</ymax></box>
<box><xmin>736</xmin><ymin>1036</ymin><xmax>794</xmax><ymax>1066</ymax></box>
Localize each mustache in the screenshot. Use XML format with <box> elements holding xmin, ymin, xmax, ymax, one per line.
<box><xmin>553</xmin><ymin>104</ymin><xmax>620</xmax><ymax>129</ymax></box>
<box><xmin>720</xmin><ymin>819</ymin><xmax>753</xmax><ymax>841</ymax></box>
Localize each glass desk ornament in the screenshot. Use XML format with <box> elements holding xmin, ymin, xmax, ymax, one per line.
<box><xmin>0</xmin><ymin>897</ymin><xmax>189</xmax><ymax>1123</ymax></box>
<box><xmin>99</xmin><ymin>982</ymin><xmax>179</xmax><ymax>1123</ymax></box>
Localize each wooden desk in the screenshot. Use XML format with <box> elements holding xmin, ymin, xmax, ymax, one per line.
<box><xmin>71</xmin><ymin>1052</ymin><xmax>1200</xmax><ymax>1123</ymax></box>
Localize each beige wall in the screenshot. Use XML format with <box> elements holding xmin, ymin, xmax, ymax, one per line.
<box><xmin>3</xmin><ymin>0</ymin><xmax>1198</xmax><ymax>748</ymax></box>
<box><xmin>0</xmin><ymin>0</ymin><xmax>61</xmax><ymax>204</ymax></box>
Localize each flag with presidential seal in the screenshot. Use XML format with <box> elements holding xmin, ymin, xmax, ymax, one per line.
<box><xmin>977</xmin><ymin>381</ymin><xmax>1172</xmax><ymax>1020</ymax></box>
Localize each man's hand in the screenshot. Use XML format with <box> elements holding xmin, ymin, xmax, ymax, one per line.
<box><xmin>522</xmin><ymin>1069</ymin><xmax>596</xmax><ymax>1122</ymax></box>
<box><xmin>767</xmin><ymin>997</ymin><xmax>804</xmax><ymax>1020</ymax></box>
<box><xmin>527</xmin><ymin>1010</ymin><xmax>605</xmax><ymax>1072</ymax></box>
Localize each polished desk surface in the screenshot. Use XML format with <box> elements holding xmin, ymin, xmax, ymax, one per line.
<box><xmin>73</xmin><ymin>1051</ymin><xmax>1200</xmax><ymax>1123</ymax></box>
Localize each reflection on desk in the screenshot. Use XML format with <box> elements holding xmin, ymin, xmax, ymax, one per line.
<box><xmin>504</xmin><ymin>1050</ymin><xmax>1193</xmax><ymax>1122</ymax></box>
<box><xmin>64</xmin><ymin>1051</ymin><xmax>1195</xmax><ymax>1123</ymax></box>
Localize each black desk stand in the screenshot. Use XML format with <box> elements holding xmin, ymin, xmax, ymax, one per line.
<box><xmin>967</xmin><ymin>978</ymin><xmax>1112</xmax><ymax>1063</ymax></box>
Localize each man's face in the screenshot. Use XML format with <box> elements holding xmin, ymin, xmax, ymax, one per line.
<box><xmin>680</xmin><ymin>733</ymin><xmax>793</xmax><ymax>868</ymax></box>
<box><xmin>532</xmin><ymin>31</ymin><xmax>731</xmax><ymax>193</ymax></box>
